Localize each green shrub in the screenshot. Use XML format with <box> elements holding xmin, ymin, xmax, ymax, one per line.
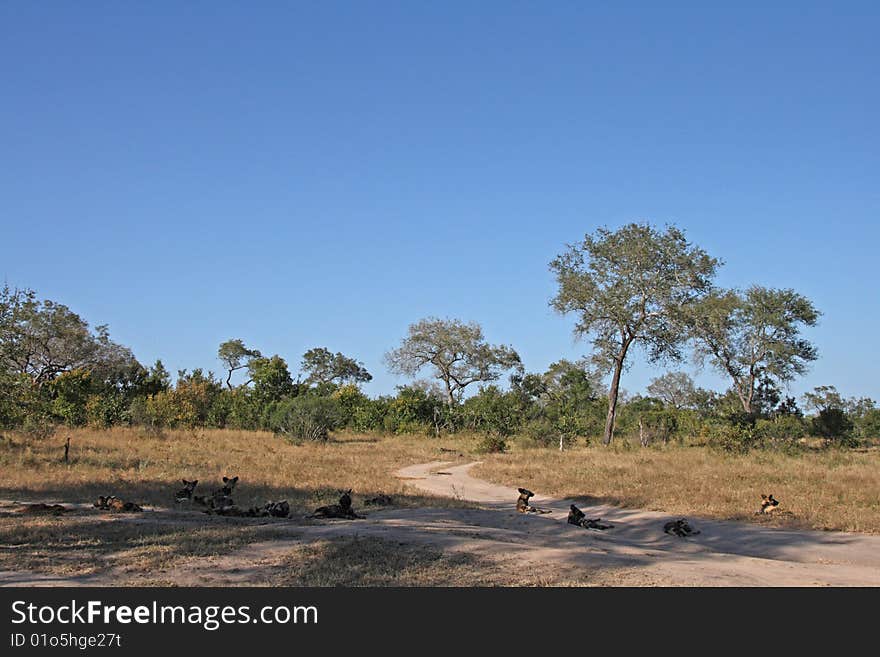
<box><xmin>521</xmin><ymin>418</ymin><xmax>557</xmax><ymax>448</ymax></box>
<box><xmin>855</xmin><ymin>408</ymin><xmax>880</xmax><ymax>441</ymax></box>
<box><xmin>754</xmin><ymin>415</ymin><xmax>807</xmax><ymax>443</ymax></box>
<box><xmin>637</xmin><ymin>409</ymin><xmax>679</xmax><ymax>446</ymax></box>
<box><xmin>707</xmin><ymin>423</ymin><xmax>759</xmax><ymax>453</ymax></box>
<box><xmin>351</xmin><ymin>398</ymin><xmax>388</xmax><ymax>433</ymax></box>
<box><xmin>331</xmin><ymin>384</ymin><xmax>371</xmax><ymax>427</ymax></box>
<box><xmin>85</xmin><ymin>392</ymin><xmax>128</xmax><ymax>428</ymax></box>
<box><xmin>49</xmin><ymin>369</ymin><xmax>93</xmax><ymax>427</ymax></box>
<box><xmin>269</xmin><ymin>395</ymin><xmax>343</xmax><ymax>443</ymax></box>
<box><xmin>811</xmin><ymin>408</ymin><xmax>854</xmax><ymax>440</ymax></box>
<box><xmin>476</xmin><ymin>435</ymin><xmax>507</xmax><ymax>453</ymax></box>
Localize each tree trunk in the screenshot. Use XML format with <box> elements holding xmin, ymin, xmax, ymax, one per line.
<box><xmin>444</xmin><ymin>379</ymin><xmax>455</xmax><ymax>410</ymax></box>
<box><xmin>735</xmin><ymin>376</ymin><xmax>754</xmax><ymax>414</ymax></box>
<box><xmin>603</xmin><ymin>356</ymin><xmax>626</xmax><ymax>445</ymax></box>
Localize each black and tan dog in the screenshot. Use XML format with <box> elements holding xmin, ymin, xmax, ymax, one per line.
<box><xmin>209</xmin><ymin>476</ymin><xmax>239</xmax><ymax>510</ymax></box>
<box><xmin>663</xmin><ymin>518</ymin><xmax>700</xmax><ymax>537</ymax></box>
<box><xmin>516</xmin><ymin>488</ymin><xmax>552</xmax><ymax>514</ymax></box>
<box><xmin>261</xmin><ymin>500</ymin><xmax>290</xmax><ymax>518</ymax></box>
<box><xmin>758</xmin><ymin>494</ymin><xmax>780</xmax><ymax>514</ymax></box>
<box><xmin>174</xmin><ymin>479</ymin><xmax>199</xmax><ymax>504</ymax></box>
<box><xmin>311</xmin><ymin>489</ymin><xmax>364</xmax><ymax>520</ymax></box>
<box><xmin>567</xmin><ymin>504</ymin><xmax>614</xmax><ymax>530</ymax></box>
<box><xmin>94</xmin><ymin>496</ymin><xmax>143</xmax><ymax>513</ymax></box>
<box><xmin>209</xmin><ymin>499</ymin><xmax>291</xmax><ymax>518</ymax></box>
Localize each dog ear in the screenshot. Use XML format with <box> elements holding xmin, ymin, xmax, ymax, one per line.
<box><xmin>193</xmin><ymin>480</ymin><xmax>198</xmax><ymax>486</ymax></box>
<box><xmin>223</xmin><ymin>476</ymin><xmax>229</xmax><ymax>483</ymax></box>
<box><xmin>761</xmin><ymin>494</ymin><xmax>768</xmax><ymax>500</ymax></box>
<box><xmin>232</xmin><ymin>476</ymin><xmax>239</xmax><ymax>484</ymax></box>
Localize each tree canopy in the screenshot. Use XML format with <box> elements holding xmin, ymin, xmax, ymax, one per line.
<box><xmin>689</xmin><ymin>286</ymin><xmax>820</xmax><ymax>414</ymax></box>
<box><xmin>384</xmin><ymin>317</ymin><xmax>522</xmax><ymax>407</ymax></box>
<box><xmin>300</xmin><ymin>347</ymin><xmax>372</xmax><ymax>386</ymax></box>
<box><xmin>217</xmin><ymin>339</ymin><xmax>262</xmax><ymax>389</ymax></box>
<box><xmin>0</xmin><ymin>285</ymin><xmax>137</xmax><ymax>388</ymax></box>
<box><xmin>646</xmin><ymin>371</ymin><xmax>697</xmax><ymax>410</ymax></box>
<box><xmin>550</xmin><ymin>223</ymin><xmax>718</xmax><ymax>443</ymax></box>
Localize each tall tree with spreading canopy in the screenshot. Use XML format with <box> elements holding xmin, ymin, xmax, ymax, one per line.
<box><xmin>300</xmin><ymin>347</ymin><xmax>372</xmax><ymax>386</ymax></box>
<box><xmin>550</xmin><ymin>223</ymin><xmax>718</xmax><ymax>444</ymax></box>
<box><xmin>0</xmin><ymin>284</ymin><xmax>137</xmax><ymax>387</ymax></box>
<box><xmin>217</xmin><ymin>339</ymin><xmax>262</xmax><ymax>389</ymax></box>
<box><xmin>689</xmin><ymin>286</ymin><xmax>820</xmax><ymax>414</ymax></box>
<box><xmin>384</xmin><ymin>317</ymin><xmax>522</xmax><ymax>408</ymax></box>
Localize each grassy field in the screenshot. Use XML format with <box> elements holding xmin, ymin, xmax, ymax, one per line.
<box><xmin>0</xmin><ymin>427</ymin><xmax>475</xmax><ymax>511</ymax></box>
<box><xmin>2</xmin><ymin>427</ymin><xmax>880</xmax><ymax>586</ymax></box>
<box><xmin>0</xmin><ymin>427</ymin><xmax>481</xmax><ymax>585</ymax></box>
<box><xmin>475</xmin><ymin>441</ymin><xmax>880</xmax><ymax>534</ymax></box>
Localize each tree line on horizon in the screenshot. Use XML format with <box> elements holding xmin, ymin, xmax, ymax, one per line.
<box><xmin>2</xmin><ymin>223</ymin><xmax>878</xmax><ymax>450</ymax></box>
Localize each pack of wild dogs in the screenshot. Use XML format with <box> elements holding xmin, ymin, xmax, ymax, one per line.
<box><xmin>515</xmin><ymin>487</ymin><xmax>787</xmax><ymax>538</ymax></box>
<box><xmin>15</xmin><ymin>477</ymin><xmax>384</xmax><ymax>521</ymax></box>
<box><xmin>173</xmin><ymin>477</ymin><xmax>386</xmax><ymax>519</ymax></box>
<box><xmin>15</xmin><ymin>479</ymin><xmax>786</xmax><ymax>536</ymax></box>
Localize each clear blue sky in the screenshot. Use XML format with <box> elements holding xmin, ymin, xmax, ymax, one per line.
<box><xmin>2</xmin><ymin>2</ymin><xmax>878</xmax><ymax>402</ymax></box>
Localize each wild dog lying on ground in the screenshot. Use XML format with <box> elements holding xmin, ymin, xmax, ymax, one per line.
<box><xmin>206</xmin><ymin>500</ymin><xmax>290</xmax><ymax>518</ymax></box>
<box><xmin>663</xmin><ymin>518</ymin><xmax>700</xmax><ymax>537</ymax></box>
<box><xmin>311</xmin><ymin>489</ymin><xmax>364</xmax><ymax>520</ymax></box>
<box><xmin>94</xmin><ymin>496</ymin><xmax>143</xmax><ymax>513</ymax></box>
<box><xmin>261</xmin><ymin>500</ymin><xmax>290</xmax><ymax>518</ymax></box>
<box><xmin>364</xmin><ymin>494</ymin><xmax>394</xmax><ymax>507</ymax></box>
<box><xmin>758</xmin><ymin>494</ymin><xmax>780</xmax><ymax>514</ymax></box>
<box><xmin>516</xmin><ymin>488</ymin><xmax>552</xmax><ymax>514</ymax></box>
<box><xmin>567</xmin><ymin>504</ymin><xmax>614</xmax><ymax>530</ymax></box>
<box><xmin>17</xmin><ymin>503</ymin><xmax>69</xmax><ymax>516</ymax></box>
<box><xmin>174</xmin><ymin>479</ymin><xmax>199</xmax><ymax>503</ymax></box>
<box><xmin>210</xmin><ymin>476</ymin><xmax>239</xmax><ymax>510</ymax></box>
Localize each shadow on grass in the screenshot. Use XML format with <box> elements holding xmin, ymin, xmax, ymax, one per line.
<box><xmin>0</xmin><ymin>513</ymin><xmax>291</xmax><ymax>583</ymax></box>
<box><xmin>0</xmin><ymin>476</ymin><xmax>472</xmax><ymax>513</ymax></box>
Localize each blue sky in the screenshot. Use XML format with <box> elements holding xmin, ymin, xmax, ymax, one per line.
<box><xmin>2</xmin><ymin>2</ymin><xmax>878</xmax><ymax>402</ymax></box>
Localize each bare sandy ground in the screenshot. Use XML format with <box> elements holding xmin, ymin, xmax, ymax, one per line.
<box><xmin>3</xmin><ymin>460</ymin><xmax>880</xmax><ymax>586</ymax></box>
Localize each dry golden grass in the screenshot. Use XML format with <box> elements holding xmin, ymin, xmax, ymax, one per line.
<box><xmin>0</xmin><ymin>427</ymin><xmax>476</xmax><ymax>511</ymax></box>
<box><xmin>0</xmin><ymin>427</ymin><xmax>482</xmax><ymax>585</ymax></box>
<box><xmin>474</xmin><ymin>442</ymin><xmax>880</xmax><ymax>533</ymax></box>
<box><xmin>273</xmin><ymin>536</ymin><xmax>601</xmax><ymax>587</ymax></box>
<box><xmin>3</xmin><ymin>427</ymin><xmax>880</xmax><ymax>587</ymax></box>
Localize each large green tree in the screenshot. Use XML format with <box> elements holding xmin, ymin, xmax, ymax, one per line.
<box><xmin>550</xmin><ymin>223</ymin><xmax>718</xmax><ymax>444</ymax></box>
<box><xmin>385</xmin><ymin>317</ymin><xmax>522</xmax><ymax>408</ymax></box>
<box><xmin>248</xmin><ymin>355</ymin><xmax>294</xmax><ymax>404</ymax></box>
<box><xmin>0</xmin><ymin>285</ymin><xmax>136</xmax><ymax>387</ymax></box>
<box><xmin>690</xmin><ymin>286</ymin><xmax>819</xmax><ymax>414</ymax></box>
<box><xmin>300</xmin><ymin>347</ymin><xmax>372</xmax><ymax>386</ymax></box>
